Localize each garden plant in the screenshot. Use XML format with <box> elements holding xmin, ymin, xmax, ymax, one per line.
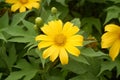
<box><xmin>0</xmin><ymin>0</ymin><xmax>120</xmax><ymax>80</ymax></box>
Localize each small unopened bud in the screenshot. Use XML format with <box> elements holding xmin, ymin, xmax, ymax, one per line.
<box><xmin>35</xmin><ymin>17</ymin><xmax>42</xmax><ymax>25</ymax></box>
<box><xmin>51</xmin><ymin>7</ymin><xmax>57</xmax><ymax>14</ymax></box>
<box><xmin>33</xmin><ymin>24</ymin><xmax>38</xmax><ymax>31</ymax></box>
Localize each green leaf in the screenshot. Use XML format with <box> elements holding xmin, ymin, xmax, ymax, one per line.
<box><xmin>104</xmin><ymin>6</ymin><xmax>120</xmax><ymax>24</ymax></box>
<box><xmin>63</xmin><ymin>58</ymin><xmax>87</xmax><ymax>74</ymax></box>
<box><xmin>0</xmin><ymin>12</ymin><xmax>9</xmax><ymax>41</ymax></box>
<box><xmin>56</xmin><ymin>0</ymin><xmax>67</xmax><ymax>6</ymax></box>
<box><xmin>10</xmin><ymin>11</ymin><xmax>30</xmax><ymax>27</ymax></box>
<box><xmin>22</xmin><ymin>19</ymin><xmax>36</xmax><ymax>35</ymax></box>
<box><xmin>5</xmin><ymin>59</ymin><xmax>39</xmax><ymax>80</ymax></box>
<box><xmin>8</xmin><ymin>37</ymin><xmax>34</xmax><ymax>43</ymax></box>
<box><xmin>0</xmin><ymin>33</ymin><xmax>6</xmax><ymax>41</ymax></box>
<box><xmin>0</xmin><ymin>11</ymin><xmax>9</xmax><ymax>29</ymax></box>
<box><xmin>35</xmin><ymin>48</ymin><xmax>45</xmax><ymax>68</ymax></box>
<box><xmin>69</xmin><ymin>55</ymin><xmax>89</xmax><ymax>65</ymax></box>
<box><xmin>97</xmin><ymin>61</ymin><xmax>116</xmax><ymax>76</ymax></box>
<box><xmin>81</xmin><ymin>17</ymin><xmax>102</xmax><ymax>34</ymax></box>
<box><xmin>81</xmin><ymin>47</ymin><xmax>106</xmax><ymax>57</ymax></box>
<box><xmin>114</xmin><ymin>57</ymin><xmax>120</xmax><ymax>77</ymax></box>
<box><xmin>70</xmin><ymin>72</ymin><xmax>98</xmax><ymax>80</ymax></box>
<box><xmin>0</xmin><ymin>43</ymin><xmax>17</xmax><ymax>70</ymax></box>
<box><xmin>5</xmin><ymin>20</ymin><xmax>36</xmax><ymax>43</ymax></box>
<box><xmin>46</xmin><ymin>69</ymin><xmax>65</xmax><ymax>80</ymax></box>
<box><xmin>71</xmin><ymin>18</ymin><xmax>81</xmax><ymax>28</ymax></box>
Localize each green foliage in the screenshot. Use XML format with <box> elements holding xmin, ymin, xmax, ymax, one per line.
<box><xmin>0</xmin><ymin>0</ymin><xmax>120</xmax><ymax>80</ymax></box>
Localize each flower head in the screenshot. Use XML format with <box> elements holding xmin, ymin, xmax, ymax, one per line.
<box><xmin>35</xmin><ymin>20</ymin><xmax>83</xmax><ymax>65</ymax></box>
<box><xmin>101</xmin><ymin>24</ymin><xmax>120</xmax><ymax>61</ymax></box>
<box><xmin>5</xmin><ymin>0</ymin><xmax>40</xmax><ymax>12</ymax></box>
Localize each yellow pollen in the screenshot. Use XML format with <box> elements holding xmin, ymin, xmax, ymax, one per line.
<box><xmin>54</xmin><ymin>34</ymin><xmax>66</xmax><ymax>46</ymax></box>
<box><xmin>20</xmin><ymin>0</ymin><xmax>28</xmax><ymax>4</ymax></box>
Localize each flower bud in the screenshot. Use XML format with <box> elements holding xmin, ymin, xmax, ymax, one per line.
<box><xmin>33</xmin><ymin>24</ymin><xmax>38</xmax><ymax>31</ymax></box>
<box><xmin>51</xmin><ymin>7</ymin><xmax>57</xmax><ymax>14</ymax></box>
<box><xmin>35</xmin><ymin>17</ymin><xmax>42</xmax><ymax>26</ymax></box>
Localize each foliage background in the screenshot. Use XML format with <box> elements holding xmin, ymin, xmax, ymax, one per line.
<box><xmin>0</xmin><ymin>0</ymin><xmax>120</xmax><ymax>80</ymax></box>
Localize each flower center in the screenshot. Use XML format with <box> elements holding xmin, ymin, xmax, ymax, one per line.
<box><xmin>54</xmin><ymin>34</ymin><xmax>66</xmax><ymax>46</ymax></box>
<box><xmin>20</xmin><ymin>0</ymin><xmax>28</xmax><ymax>4</ymax></box>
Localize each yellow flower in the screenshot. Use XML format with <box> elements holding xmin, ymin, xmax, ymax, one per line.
<box><xmin>101</xmin><ymin>24</ymin><xmax>120</xmax><ymax>61</ymax></box>
<box><xmin>35</xmin><ymin>20</ymin><xmax>83</xmax><ymax>65</ymax></box>
<box><xmin>5</xmin><ymin>0</ymin><xmax>40</xmax><ymax>12</ymax></box>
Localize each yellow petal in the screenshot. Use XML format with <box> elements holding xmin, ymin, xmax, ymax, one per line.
<box><xmin>62</xmin><ymin>22</ymin><xmax>79</xmax><ymax>36</ymax></box>
<box><xmin>68</xmin><ymin>35</ymin><xmax>83</xmax><ymax>46</ymax></box>
<box><xmin>59</xmin><ymin>48</ymin><xmax>68</xmax><ymax>65</ymax></box>
<box><xmin>48</xmin><ymin>20</ymin><xmax>63</xmax><ymax>34</ymax></box>
<box><xmin>35</xmin><ymin>35</ymin><xmax>52</xmax><ymax>41</ymax></box>
<box><xmin>30</xmin><ymin>0</ymin><xmax>40</xmax><ymax>2</ymax></box>
<box><xmin>42</xmin><ymin>46</ymin><xmax>55</xmax><ymax>59</ymax></box>
<box><xmin>109</xmin><ymin>40</ymin><xmax>120</xmax><ymax>61</ymax></box>
<box><xmin>101</xmin><ymin>32</ymin><xmax>118</xmax><ymax>48</ymax></box>
<box><xmin>30</xmin><ymin>3</ymin><xmax>40</xmax><ymax>9</ymax></box>
<box><xmin>24</xmin><ymin>3</ymin><xmax>32</xmax><ymax>10</ymax></box>
<box><xmin>50</xmin><ymin>46</ymin><xmax>59</xmax><ymax>62</ymax></box>
<box><xmin>41</xmin><ymin>20</ymin><xmax>63</xmax><ymax>36</ymax></box>
<box><xmin>41</xmin><ymin>24</ymin><xmax>56</xmax><ymax>36</ymax></box>
<box><xmin>38</xmin><ymin>41</ymin><xmax>53</xmax><ymax>49</ymax></box>
<box><xmin>19</xmin><ymin>6</ymin><xmax>26</xmax><ymax>12</ymax></box>
<box><xmin>5</xmin><ymin>0</ymin><xmax>17</xmax><ymax>3</ymax></box>
<box><xmin>65</xmin><ymin>45</ymin><xmax>80</xmax><ymax>56</ymax></box>
<box><xmin>105</xmin><ymin>24</ymin><xmax>120</xmax><ymax>32</ymax></box>
<box><xmin>11</xmin><ymin>3</ymin><xmax>21</xmax><ymax>12</ymax></box>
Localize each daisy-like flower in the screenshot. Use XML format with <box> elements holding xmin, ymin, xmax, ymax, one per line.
<box><xmin>101</xmin><ymin>24</ymin><xmax>120</xmax><ymax>61</ymax></box>
<box><xmin>35</xmin><ymin>20</ymin><xmax>83</xmax><ymax>65</ymax></box>
<box><xmin>5</xmin><ymin>0</ymin><xmax>40</xmax><ymax>12</ymax></box>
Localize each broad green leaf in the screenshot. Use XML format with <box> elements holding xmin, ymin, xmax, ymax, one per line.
<box><xmin>35</xmin><ymin>48</ymin><xmax>45</xmax><ymax>68</ymax></box>
<box><xmin>63</xmin><ymin>58</ymin><xmax>87</xmax><ymax>74</ymax></box>
<box><xmin>0</xmin><ymin>43</ymin><xmax>17</xmax><ymax>70</ymax></box>
<box><xmin>7</xmin><ymin>43</ymin><xmax>17</xmax><ymax>69</ymax></box>
<box><xmin>0</xmin><ymin>33</ymin><xmax>6</xmax><ymax>41</ymax></box>
<box><xmin>8</xmin><ymin>37</ymin><xmax>34</xmax><ymax>43</ymax></box>
<box><xmin>0</xmin><ymin>12</ymin><xmax>9</xmax><ymax>41</ymax></box>
<box><xmin>97</xmin><ymin>61</ymin><xmax>116</xmax><ymax>76</ymax></box>
<box><xmin>56</xmin><ymin>0</ymin><xmax>67</xmax><ymax>6</ymax></box>
<box><xmin>70</xmin><ymin>72</ymin><xmax>98</xmax><ymax>80</ymax></box>
<box><xmin>5</xmin><ymin>59</ymin><xmax>39</xmax><ymax>80</ymax></box>
<box><xmin>104</xmin><ymin>6</ymin><xmax>120</xmax><ymax>24</ymax></box>
<box><xmin>0</xmin><ymin>11</ymin><xmax>9</xmax><ymax>29</ymax></box>
<box><xmin>46</xmin><ymin>69</ymin><xmax>65</xmax><ymax>80</ymax></box>
<box><xmin>5</xmin><ymin>26</ymin><xmax>28</xmax><ymax>36</ymax></box>
<box><xmin>69</xmin><ymin>55</ymin><xmax>89</xmax><ymax>65</ymax></box>
<box><xmin>81</xmin><ymin>47</ymin><xmax>106</xmax><ymax>57</ymax></box>
<box><xmin>71</xmin><ymin>18</ymin><xmax>81</xmax><ymax>28</ymax></box>
<box><xmin>22</xmin><ymin>19</ymin><xmax>36</xmax><ymax>35</ymax></box>
<box><xmin>114</xmin><ymin>57</ymin><xmax>120</xmax><ymax>77</ymax></box>
<box><xmin>81</xmin><ymin>17</ymin><xmax>102</xmax><ymax>34</ymax></box>
<box><xmin>5</xmin><ymin>20</ymin><xmax>36</xmax><ymax>43</ymax></box>
<box><xmin>10</xmin><ymin>11</ymin><xmax>30</xmax><ymax>27</ymax></box>
<box><xmin>40</xmin><ymin>7</ymin><xmax>50</xmax><ymax>23</ymax></box>
<box><xmin>86</xmin><ymin>57</ymin><xmax>101</xmax><ymax>76</ymax></box>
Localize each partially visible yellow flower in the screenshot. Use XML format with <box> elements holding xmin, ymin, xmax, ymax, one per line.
<box><xmin>101</xmin><ymin>24</ymin><xmax>120</xmax><ymax>61</ymax></box>
<box><xmin>5</xmin><ymin>0</ymin><xmax>40</xmax><ymax>12</ymax></box>
<box><xmin>35</xmin><ymin>20</ymin><xmax>83</xmax><ymax>65</ymax></box>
